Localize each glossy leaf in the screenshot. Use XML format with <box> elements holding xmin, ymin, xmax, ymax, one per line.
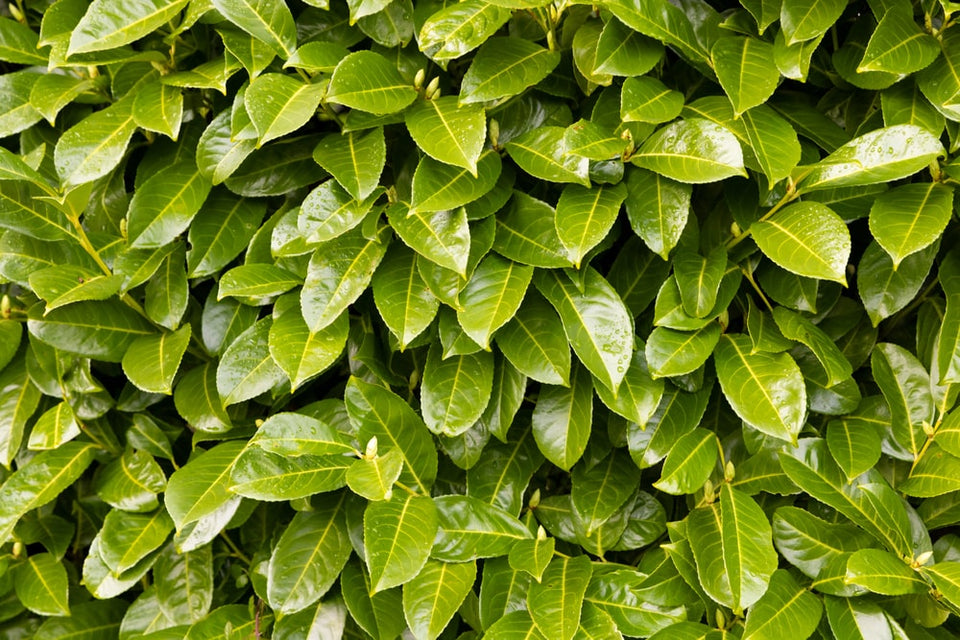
<box><xmin>752</xmin><ymin>202</ymin><xmax>851</xmax><ymax>284</ymax></box>
<box><xmin>632</xmin><ymin>118</ymin><xmax>746</xmax><ymax>183</ymax></box>
<box><xmin>364</xmin><ymin>492</ymin><xmax>438</xmax><ymax>593</ymax></box>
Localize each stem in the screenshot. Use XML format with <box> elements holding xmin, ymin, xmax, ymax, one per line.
<box><xmin>741</xmin><ymin>267</ymin><xmax>774</xmax><ymax>312</ymax></box>
<box><xmin>219</xmin><ymin>531</ymin><xmax>251</xmax><ymax>564</ymax></box>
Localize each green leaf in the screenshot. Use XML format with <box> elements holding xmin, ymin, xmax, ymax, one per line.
<box><xmin>54</xmin><ymin>96</ymin><xmax>137</xmax><ymax>187</ymax></box>
<box><xmin>301</xmin><ymin>227</ymin><xmax>389</xmax><ymax>331</ymax></box>
<box><xmin>555</xmin><ymin>183</ymin><xmax>627</xmax><ymax>267</ymax></box>
<box><xmin>532</xmin><ymin>361</ymin><xmax>593</xmax><ymax>470</ymax></box>
<box><xmin>826</xmin><ymin>415</ymin><xmax>883</xmax><ymax>480</ymax></box>
<box><xmin>403</xmin><ymin>560</ymin><xmax>477</xmax><ymax>640</ymax></box>
<box><xmin>741</xmin><ymin>104</ymin><xmax>803</xmax><ymax>188</ymax></box>
<box><xmin>15</xmin><ymin>553</ymin><xmax>70</xmax><ymax>616</ymax></box>
<box><xmin>646</xmin><ymin>323</ymin><xmax>721</xmax><ymax>378</ymax></box>
<box><xmin>571</xmin><ymin>449</ymin><xmax>641</xmax><ymax>533</ymax></box>
<box><xmin>345</xmin><ymin>376</ymin><xmax>438</xmax><ymax>493</ymax></box>
<box><xmin>620</xmin><ymin>77</ymin><xmax>683</xmax><ymax>124</ymax></box>
<box><xmin>594</xmin><ymin>346</ymin><xmax>664</xmax><ymax>425</ymax></box>
<box><xmin>210</xmin><ymin>0</ymin><xmax>296</xmax><ymax>56</ymax></box>
<box><xmin>229</xmin><ymin>446</ymin><xmax>349</xmax><ymax>500</ymax></box>
<box><xmin>594</xmin><ymin>18</ymin><xmax>664</xmax><ymax>76</ymax></box>
<box><xmin>901</xmin><ymin>443</ymin><xmax>960</xmax><ymax>497</ymax></box>
<box><xmin>633</xmin><ymin>118</ymin><xmax>746</xmax><ymax>183</ymax></box>
<box><xmin>688</xmin><ymin>484</ymin><xmax>778</xmax><ymax>614</ymax></box>
<box><xmin>779</xmin><ymin>0</ymin><xmax>845</xmax><ymax>44</ymax></box>
<box><xmin>496</xmin><ymin>289</ymin><xmax>571</xmax><ymax>386</ymax></box>
<box><xmin>858</xmin><ymin>240</ymin><xmax>937</xmax><ymax>326</ymax></box>
<box><xmin>28</xmin><ymin>266</ymin><xmax>122</xmax><ymax>313</ymax></box>
<box><xmin>711</xmin><ymin>36</ymin><xmax>780</xmax><ymax>115</ymax></box>
<box><xmin>845</xmin><ymin>548</ymin><xmax>928</xmax><ymax>595</ymax></box>
<box><xmin>868</xmin><ymin>182</ymin><xmax>952</xmax><ymax>267</ymax></box>
<box><xmin>0</xmin><ymin>442</ymin><xmax>97</xmax><ymax>545</ymax></box>
<box><xmin>411</xmin><ymin>149</ymin><xmax>501</xmax><ymax>214</ymax></box>
<box><xmin>94</xmin><ymin>447</ymin><xmax>165</xmax><ymax>513</ymax></box>
<box><xmin>456</xmin><ymin>253</ymin><xmax>533</xmax><ymax>349</ymax></box>
<box><xmin>267</xmin><ymin>495</ymin><xmax>352</xmax><ymax>615</ymax></box>
<box><xmin>405</xmin><ymin>97</ymin><xmax>485</xmax><ymax>175</ymax></box>
<box><xmin>68</xmin><ymin>0</ymin><xmax>188</xmax><ymax>54</ymax></box>
<box><xmin>918</xmin><ymin>28</ymin><xmax>960</xmax><ymax>121</ymax></box>
<box><xmin>245</xmin><ymin>74</ymin><xmax>326</xmax><ymax>145</ymax></box>
<box><xmin>751</xmin><ymin>201</ymin><xmax>851</xmax><ymax>284</ymax></box>
<box><xmin>269</xmin><ymin>301</ymin><xmax>348</xmax><ymax>391</ymax></box>
<box><xmin>772</xmin><ymin>307</ymin><xmax>852</xmax><ymax>386</ymax></box>
<box><xmin>312</xmin><ymin>127</ymin><xmax>386</xmax><ymax>201</ymax></box>
<box><xmin>653</xmin><ymin>428</ymin><xmax>718</xmax><ymax>495</ymax></box>
<box><xmin>527</xmin><ymin>555</ymin><xmax>593</xmax><ymax>640</ymax></box>
<box><xmin>133</xmin><ymin>80</ymin><xmax>184</xmax><ymax>140</ymax></box>
<box><xmin>798</xmin><ymin>124</ymin><xmax>945</xmax><ymax>191</ymax></box>
<box><xmin>298</xmin><ymin>180</ymin><xmax>377</xmax><ymax>244</ymax></box>
<box><xmin>0</xmin><ymin>70</ymin><xmax>42</xmax><ymax>139</ymax></box>
<box><xmin>121</xmin><ymin>326</ymin><xmax>191</xmax><ymax>395</ymax></box>
<box><xmin>26</xmin><ymin>400</ymin><xmax>80</xmax><ymax>451</ymax></box>
<box><xmin>387</xmin><ymin>202</ymin><xmax>470</xmax><ymax>276</ymax></box>
<box><xmin>714</xmin><ymin>334</ymin><xmax>806</xmax><ymax>443</ymax></box>
<box><xmin>364</xmin><ymin>492</ymin><xmax>438</xmax><ymax>593</ymax></box>
<box><xmin>858</xmin><ymin>7</ymin><xmax>939</xmax><ymax>75</ymax></box>
<box><xmin>27</xmin><ymin>299</ymin><xmax>155</xmax><ymax>363</ymax></box>
<box><xmin>505</xmin><ymin>126</ymin><xmax>591</xmax><ymax>187</ymax></box>
<box><xmin>219</xmin><ymin>264</ymin><xmax>302</xmax><ymax>300</ymax></box>
<box><xmin>624</xmin><ymin>167</ymin><xmax>691</xmax><ymax>260</ymax></box>
<box><xmin>216</xmin><ymin>317</ymin><xmax>286</xmax><ymax>405</ymax></box>
<box><xmin>0</xmin><ymin>17</ymin><xmax>48</xmax><ymax>64</ymax></box>
<box><xmin>534</xmin><ymin>268</ymin><xmax>634</xmax><ymax>392</ymax></box>
<box><xmin>347</xmin><ymin>448</ymin><xmax>403</xmax><ymax>501</ymax></box>
<box><xmin>509</xmin><ymin>533</ymin><xmax>555</xmax><ymax>582</ymax></box>
<box><xmin>174</xmin><ymin>363</ymin><xmax>232</xmax><ymax>433</ymax></box>
<box><xmin>98</xmin><ymin>508</ymin><xmax>173</xmax><ymax>573</ymax></box>
<box><xmin>772</xmin><ymin>505</ymin><xmax>876</xmax><ymax>579</ymax></box>
<box><xmin>372</xmin><ymin>244</ymin><xmax>438</xmax><ymax>349</ymax></box>
<box><xmin>127</xmin><ymin>160</ymin><xmax>213</xmax><ymax>248</ymax></box>
<box><xmin>494</xmin><ymin>191</ymin><xmax>574</xmax><ymax>268</ymax></box>
<box><xmin>327</xmin><ymin>51</ymin><xmax>417</xmax><ymax>114</ymax></box>
<box><xmin>742</xmin><ymin>569</ymin><xmax>822</xmax><ymax>640</ymax></box>
<box><xmin>460</xmin><ymin>37</ymin><xmax>560</xmax><ymax>104</ymax></box>
<box><xmin>921</xmin><ymin>562</ymin><xmax>960</xmax><ymax>611</ymax></box>
<box><xmin>164</xmin><ymin>441</ymin><xmax>244</xmax><ymax>531</ymax></box>
<box><xmin>421</xmin><ymin>344</ymin><xmax>493</xmax><ymax>437</ymax></box>
<box><xmin>418</xmin><ymin>0</ymin><xmax>512</xmax><ymax>63</ymax></box>
<box><xmin>872</xmin><ymin>342</ymin><xmax>933</xmax><ymax>456</ymax></box>
<box><xmin>433</xmin><ymin>494</ymin><xmax>531</xmax><ymax>561</ymax></box>
<box><xmin>196</xmin><ymin>110</ymin><xmax>257</xmax><ymax>185</ymax></box>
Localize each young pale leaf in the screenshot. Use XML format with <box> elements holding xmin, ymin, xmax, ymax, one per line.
<box><xmin>711</xmin><ymin>36</ymin><xmax>780</xmax><ymax>115</ymax></box>
<box><xmin>164</xmin><ymin>441</ymin><xmax>244</xmax><ymax>531</ymax></box>
<box><xmin>133</xmin><ymin>80</ymin><xmax>183</xmax><ymax>140</ymax></box>
<box><xmin>868</xmin><ymin>182</ymin><xmax>952</xmax><ymax>267</ymax></box>
<box><xmin>534</xmin><ymin>268</ymin><xmax>634</xmax><ymax>392</ymax></box>
<box><xmin>364</xmin><ymin>493</ymin><xmax>438</xmax><ymax>593</ymax></box>
<box><xmin>716</xmin><ymin>334</ymin><xmax>806</xmax><ymax>442</ymax></box>
<box><xmin>405</xmin><ymin>97</ymin><xmax>485</xmax><ymax>175</ymax></box>
<box><xmin>418</xmin><ymin>0</ymin><xmax>511</xmax><ymax>62</ymax></box>
<box><xmin>460</xmin><ymin>37</ymin><xmax>560</xmax><ymax>104</ymax></box>
<box><xmin>67</xmin><ymin>0</ymin><xmax>188</xmax><ymax>55</ymax></box>
<box><xmin>845</xmin><ymin>548</ymin><xmax>928</xmax><ymax>595</ymax></box>
<box><xmin>509</xmin><ymin>534</ymin><xmax>555</xmax><ymax>582</ymax></box>
<box><xmin>347</xmin><ymin>449</ymin><xmax>403</xmax><ymax>501</ymax></box>
<box><xmin>403</xmin><ymin>560</ymin><xmax>477</xmax><ymax>640</ymax></box>
<box><xmin>387</xmin><ymin>202</ymin><xmax>470</xmax><ymax>276</ymax></box>
<box><xmin>633</xmin><ymin>118</ymin><xmax>746</xmax><ymax>183</ymax></box>
<box><xmin>751</xmin><ymin>201</ymin><xmax>851</xmax><ymax>284</ymax></box>
<box><xmin>527</xmin><ymin>555</ymin><xmax>593</xmax><ymax>640</ymax></box>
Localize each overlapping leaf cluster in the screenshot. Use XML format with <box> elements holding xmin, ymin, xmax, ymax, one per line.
<box><xmin>2</xmin><ymin>0</ymin><xmax>960</xmax><ymax>637</ymax></box>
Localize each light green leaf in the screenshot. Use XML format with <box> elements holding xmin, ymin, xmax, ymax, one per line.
<box><xmin>900</xmin><ymin>443</ymin><xmax>960</xmax><ymax>497</ymax></box>
<box><xmin>711</xmin><ymin>36</ymin><xmax>780</xmax><ymax>115</ymax></box>
<box><xmin>196</xmin><ymin>110</ymin><xmax>257</xmax><ymax>184</ymax></box>
<box><xmin>365</xmin><ymin>492</ymin><xmax>438</xmax><ymax>593</ymax></box>
<box><xmin>345</xmin><ymin>376</ymin><xmax>438</xmax><ymax>493</ymax></box>
<box><xmin>133</xmin><ymin>80</ymin><xmax>184</xmax><ymax>140</ymax></box>
<box><xmin>327</xmin><ymin>51</ymin><xmax>417</xmax><ymax>114</ymax></box>
<box><xmin>571</xmin><ymin>449</ymin><xmax>641</xmax><ymax>534</ymax></box>
<box><xmin>94</xmin><ymin>447</ymin><xmax>166</xmax><ymax>513</ymax></box>
<box><xmin>421</xmin><ymin>343</ymin><xmax>493</xmax><ymax>437</ymax></box>
<box><xmin>633</xmin><ymin>118</ymin><xmax>746</xmax><ymax>183</ymax></box>
<box><xmin>751</xmin><ymin>201</ymin><xmax>851</xmax><ymax>284</ymax></box>
<box><xmin>456</xmin><ymin>253</ymin><xmax>533</xmax><ymax>349</ymax></box>
<box><xmin>164</xmin><ymin>441</ymin><xmax>244</xmax><ymax>531</ymax></box>
<box><xmin>868</xmin><ymin>182</ymin><xmax>952</xmax><ymax>267</ymax></box>
<box><xmin>298</xmin><ymin>179</ymin><xmax>378</xmax><ymax>244</ymax></box>
<box><xmin>741</xmin><ymin>104</ymin><xmax>802</xmax><ymax>188</ymax></box>
<box><xmin>460</xmin><ymin>37</ymin><xmax>560</xmax><ymax>104</ymax></box>
<box><xmin>527</xmin><ymin>555</ymin><xmax>593</xmax><ymax>640</ymax></box>
<box><xmin>403</xmin><ymin>560</ymin><xmax>477</xmax><ymax>640</ymax></box>
<box><xmin>312</xmin><ymin>127</ymin><xmax>386</xmax><ymax>201</ymax></box>
<box><xmin>406</xmin><ymin>97</ymin><xmax>485</xmax><ymax>175</ymax></box>
<box><xmin>245</xmin><ymin>73</ymin><xmax>326</xmax><ymax>145</ymax></box>
<box><xmin>826</xmin><ymin>415</ymin><xmax>883</xmax><ymax>480</ymax></box>
<box><xmin>68</xmin><ymin>0</ymin><xmax>188</xmax><ymax>54</ymax></box>
<box><xmin>858</xmin><ymin>7</ymin><xmax>939</xmax><ymax>75</ymax></box>
<box><xmin>845</xmin><ymin>548</ymin><xmax>928</xmax><ymax>595</ymax></box>
<box><xmin>127</xmin><ymin>160</ymin><xmax>213</xmax><ymax>248</ymax></box>
<box><xmin>28</xmin><ymin>265</ymin><xmax>122</xmax><ymax>313</ymax></box>
<box><xmin>267</xmin><ymin>495</ymin><xmax>352</xmax><ymax>614</ymax></box>
<box><xmin>347</xmin><ymin>448</ymin><xmax>403</xmax><ymax>501</ymax></box>
<box><xmin>872</xmin><ymin>342</ymin><xmax>933</xmax><ymax>456</ymax></box>
<box><xmin>219</xmin><ymin>264</ymin><xmax>302</xmax><ymax>300</ymax></box>
<box><xmin>555</xmin><ymin>182</ymin><xmax>627</xmax><ymax>267</ymax></box>
<box><xmin>387</xmin><ymin>202</ymin><xmax>470</xmax><ymax>276</ymax></box>
<box><xmin>54</xmin><ymin>96</ymin><xmax>137</xmax><ymax>187</ymax></box>
<box><xmin>715</xmin><ymin>334</ymin><xmax>806</xmax><ymax>443</ymax></box>
<box><xmin>742</xmin><ymin>569</ymin><xmax>822</xmax><ymax>640</ymax></box>
<box><xmin>30</xmin><ymin>74</ymin><xmax>99</xmax><ymax>126</ymax></box>
<box><xmin>624</xmin><ymin>167</ymin><xmax>691</xmax><ymax>260</ymax></box>
<box><xmin>372</xmin><ymin>244</ymin><xmax>439</xmax><ymax>349</ymax></box>
<box><xmin>496</xmin><ymin>289</ymin><xmax>571</xmax><ymax>386</ymax></box>
<box><xmin>532</xmin><ymin>362</ymin><xmax>593</xmax><ymax>470</ymax></box>
<box><xmin>594</xmin><ymin>346</ymin><xmax>664</xmax><ymax>425</ymax></box>
<box><xmin>653</xmin><ymin>428</ymin><xmax>718</xmax><ymax>495</ymax></box>
<box><xmin>858</xmin><ymin>240</ymin><xmax>937</xmax><ymax>326</ymax></box>
<box><xmin>15</xmin><ymin>553</ymin><xmax>69</xmax><ymax>616</ymax></box>
<box><xmin>216</xmin><ymin>317</ymin><xmax>286</xmax><ymax>406</ymax></box>
<box><xmin>301</xmin><ymin>227</ymin><xmax>389</xmax><ymax>332</ymax></box>
<box><xmin>98</xmin><ymin>508</ymin><xmax>174</xmax><ymax>573</ymax></box>
<box><xmin>621</xmin><ymin>76</ymin><xmax>683</xmax><ymax>124</ymax></box>
<box><xmin>780</xmin><ymin>0</ymin><xmax>845</xmax><ymax>44</ymax></box>
<box><xmin>509</xmin><ymin>533</ymin><xmax>555</xmax><ymax>582</ymax></box>
<box><xmin>773</xmin><ymin>307</ymin><xmax>852</xmax><ymax>386</ymax></box>
<box><xmin>269</xmin><ymin>301</ymin><xmax>348</xmax><ymax>391</ymax></box>
<box><xmin>594</xmin><ymin>18</ymin><xmax>663</xmax><ymax>76</ymax></box>
<box><xmin>417</xmin><ymin>0</ymin><xmax>512</xmax><ymax>63</ymax></box>
<box><xmin>646</xmin><ymin>323</ymin><xmax>721</xmax><ymax>378</ymax></box>
<box><xmin>505</xmin><ymin>126</ymin><xmax>591</xmax><ymax>187</ymax></box>
<box><xmin>797</xmin><ymin>124</ymin><xmax>944</xmax><ymax>191</ymax></box>
<box><xmin>229</xmin><ymin>446</ymin><xmax>349</xmax><ymax>500</ymax></box>
<box><xmin>120</xmin><ymin>325</ymin><xmax>191</xmax><ymax>394</ymax></box>
<box><xmin>493</xmin><ymin>191</ymin><xmax>574</xmax><ymax>268</ymax></box>
<box><xmin>27</xmin><ymin>299</ymin><xmax>155</xmax><ymax>362</ymax></box>
<box><xmin>921</xmin><ymin>561</ymin><xmax>960</xmax><ymax>611</ymax></box>
<box><xmin>534</xmin><ymin>268</ymin><xmax>633</xmax><ymax>392</ymax></box>
<box><xmin>0</xmin><ymin>17</ymin><xmax>48</xmax><ymax>64</ymax></box>
<box><xmin>433</xmin><ymin>494</ymin><xmax>531</xmax><ymax>561</ymax></box>
<box><xmin>0</xmin><ymin>442</ymin><xmax>97</xmax><ymax>545</ymax></box>
<box><xmin>411</xmin><ymin>149</ymin><xmax>501</xmax><ymax>214</ymax></box>
<box><xmin>210</xmin><ymin>0</ymin><xmax>296</xmax><ymax>56</ymax></box>
<box><xmin>174</xmin><ymin>363</ymin><xmax>232</xmax><ymax>434</ymax></box>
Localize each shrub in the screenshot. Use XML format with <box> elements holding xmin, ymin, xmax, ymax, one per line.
<box><xmin>1</xmin><ymin>0</ymin><xmax>960</xmax><ymax>637</ymax></box>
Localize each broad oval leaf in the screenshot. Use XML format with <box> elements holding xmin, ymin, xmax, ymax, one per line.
<box><xmin>751</xmin><ymin>201</ymin><xmax>851</xmax><ymax>284</ymax></box>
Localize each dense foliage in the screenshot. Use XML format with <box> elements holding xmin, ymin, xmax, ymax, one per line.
<box><xmin>3</xmin><ymin>0</ymin><xmax>960</xmax><ymax>637</ymax></box>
